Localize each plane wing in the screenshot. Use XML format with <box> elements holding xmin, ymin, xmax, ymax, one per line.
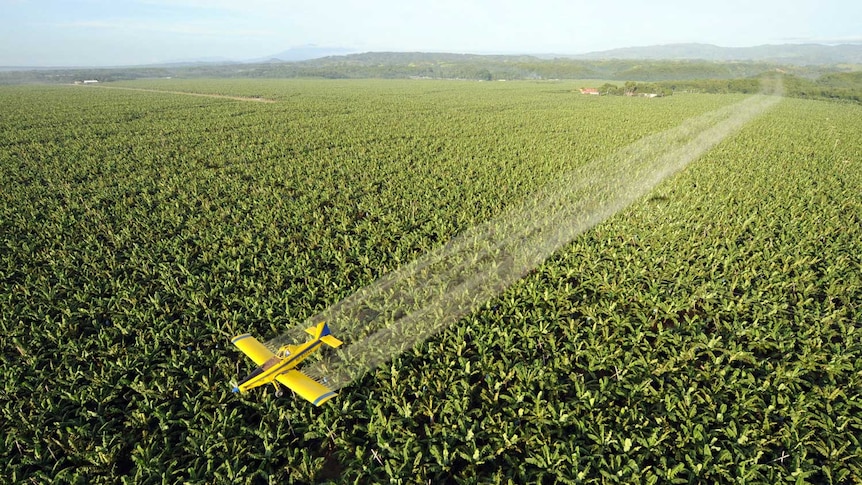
<box><xmin>276</xmin><ymin>370</ymin><xmax>337</xmax><ymax>406</ymax></box>
<box><xmin>232</xmin><ymin>334</ymin><xmax>275</xmax><ymax>366</ymax></box>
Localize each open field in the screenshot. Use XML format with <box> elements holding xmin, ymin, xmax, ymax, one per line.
<box><xmin>1</xmin><ymin>79</ymin><xmax>860</xmax><ymax>483</ymax></box>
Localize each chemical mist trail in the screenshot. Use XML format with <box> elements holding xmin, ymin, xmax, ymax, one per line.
<box><xmin>266</xmin><ymin>91</ymin><xmax>781</xmax><ymax>391</ymax></box>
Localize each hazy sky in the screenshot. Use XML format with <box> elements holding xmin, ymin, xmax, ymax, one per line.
<box><xmin>1</xmin><ymin>0</ymin><xmax>860</xmax><ymax>66</ymax></box>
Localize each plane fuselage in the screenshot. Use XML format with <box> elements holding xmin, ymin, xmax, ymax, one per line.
<box><xmin>233</xmin><ymin>338</ymin><xmax>323</xmax><ymax>392</ymax></box>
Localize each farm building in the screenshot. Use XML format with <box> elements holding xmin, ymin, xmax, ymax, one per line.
<box><xmin>579</xmin><ymin>88</ymin><xmax>600</xmax><ymax>95</ymax></box>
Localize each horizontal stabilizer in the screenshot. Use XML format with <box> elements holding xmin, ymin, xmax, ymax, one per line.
<box><xmin>305</xmin><ymin>321</ymin><xmax>338</xmax><ymax>342</ymax></box>
<box><xmin>320</xmin><ymin>335</ymin><xmax>343</xmax><ymax>348</ymax></box>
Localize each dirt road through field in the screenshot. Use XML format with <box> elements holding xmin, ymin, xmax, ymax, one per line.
<box><xmin>79</xmin><ymin>84</ymin><xmax>277</xmax><ymax>103</ymax></box>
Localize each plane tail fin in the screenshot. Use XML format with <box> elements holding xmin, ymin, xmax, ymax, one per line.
<box><xmin>304</xmin><ymin>322</ymin><xmax>343</xmax><ymax>347</ymax></box>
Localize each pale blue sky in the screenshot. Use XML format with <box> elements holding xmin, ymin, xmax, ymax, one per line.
<box><xmin>1</xmin><ymin>0</ymin><xmax>860</xmax><ymax>66</ymax></box>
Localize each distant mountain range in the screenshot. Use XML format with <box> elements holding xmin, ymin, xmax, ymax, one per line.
<box><xmin>161</xmin><ymin>43</ymin><xmax>862</xmax><ymax>67</ymax></box>
<box><xmin>5</xmin><ymin>43</ymin><xmax>860</xmax><ymax>70</ymax></box>
<box><xmin>256</xmin><ymin>43</ymin><xmax>862</xmax><ymax>66</ymax></box>
<box><xmin>4</xmin><ymin>43</ymin><xmax>861</xmax><ymax>85</ymax></box>
<box><xmin>568</xmin><ymin>43</ymin><xmax>862</xmax><ymax>65</ymax></box>
<box><xmin>146</xmin><ymin>46</ymin><xmax>355</xmax><ymax>67</ymax></box>
<box><xmin>252</xmin><ymin>45</ymin><xmax>357</xmax><ymax>63</ymax></box>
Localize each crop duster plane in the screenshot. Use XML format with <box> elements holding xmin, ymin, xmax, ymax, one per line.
<box><xmin>231</xmin><ymin>322</ymin><xmax>342</xmax><ymax>406</ymax></box>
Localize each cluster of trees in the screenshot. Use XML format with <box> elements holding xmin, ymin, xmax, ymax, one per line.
<box><xmin>589</xmin><ymin>73</ymin><xmax>862</xmax><ymax>103</ymax></box>
<box><xmin>649</xmin><ymin>73</ymin><xmax>862</xmax><ymax>103</ymax></box>
<box><xmin>597</xmin><ymin>81</ymin><xmax>672</xmax><ymax>97</ymax></box>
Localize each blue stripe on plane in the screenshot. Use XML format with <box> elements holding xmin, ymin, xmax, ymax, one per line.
<box><xmin>231</xmin><ymin>334</ymin><xmax>254</xmax><ymax>344</ymax></box>
<box><xmin>248</xmin><ymin>340</ymin><xmax>324</xmax><ymax>386</ymax></box>
<box><xmin>281</xmin><ymin>339</ymin><xmax>322</xmax><ymax>368</ymax></box>
<box><xmin>313</xmin><ymin>391</ymin><xmax>336</xmax><ymax>406</ymax></box>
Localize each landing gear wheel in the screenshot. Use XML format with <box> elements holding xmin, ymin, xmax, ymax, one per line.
<box><xmin>275</xmin><ymin>389</ymin><xmax>284</xmax><ymax>398</ymax></box>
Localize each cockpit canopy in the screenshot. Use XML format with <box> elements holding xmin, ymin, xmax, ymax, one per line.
<box><xmin>276</xmin><ymin>347</ymin><xmax>292</xmax><ymax>359</ymax></box>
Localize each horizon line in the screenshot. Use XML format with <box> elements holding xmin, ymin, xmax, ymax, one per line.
<box><xmin>3</xmin><ymin>41</ymin><xmax>862</xmax><ymax>70</ymax></box>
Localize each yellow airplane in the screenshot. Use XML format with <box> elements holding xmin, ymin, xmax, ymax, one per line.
<box><xmin>231</xmin><ymin>322</ymin><xmax>342</xmax><ymax>406</ymax></box>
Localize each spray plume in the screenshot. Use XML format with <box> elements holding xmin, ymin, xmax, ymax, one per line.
<box><xmin>266</xmin><ymin>88</ymin><xmax>781</xmax><ymax>390</ymax></box>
